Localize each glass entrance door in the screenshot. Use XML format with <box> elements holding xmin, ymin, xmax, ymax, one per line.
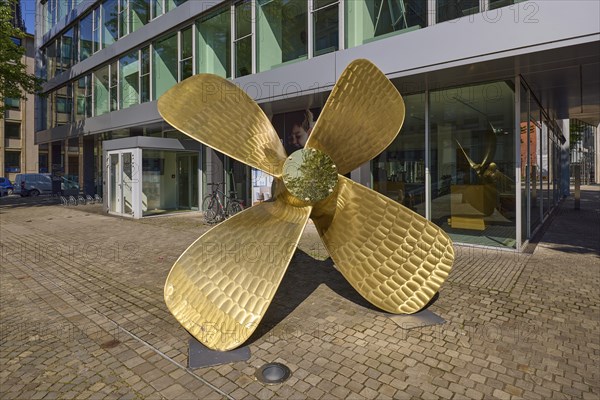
<box><xmin>176</xmin><ymin>153</ymin><xmax>199</xmax><ymax>210</ymax></box>
<box><xmin>108</xmin><ymin>150</ymin><xmax>136</xmax><ymax>216</ymax></box>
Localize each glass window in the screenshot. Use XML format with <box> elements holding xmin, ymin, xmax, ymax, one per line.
<box><xmin>62</xmin><ymin>27</ymin><xmax>75</xmax><ymax>70</ymax></box>
<box><xmin>235</xmin><ymin>1</ymin><xmax>253</xmax><ymax>77</ymax></box>
<box><xmin>103</xmin><ymin>0</ymin><xmax>119</xmax><ymax>48</ymax></box>
<box><xmin>257</xmin><ymin>0</ymin><xmax>307</xmax><ymax>72</ymax></box>
<box><xmin>152</xmin><ymin>33</ymin><xmax>178</xmax><ymax>99</ymax></box>
<box><xmin>140</xmin><ymin>46</ymin><xmax>151</xmax><ymax>102</ymax></box>
<box><xmin>4</xmin><ymin>97</ymin><xmax>20</xmax><ymax>110</ymax></box>
<box><xmin>5</xmin><ymin>151</ymin><xmax>21</xmax><ymax>173</ymax></box>
<box><xmin>151</xmin><ymin>0</ymin><xmax>164</xmax><ymax>19</ymax></box>
<box><xmin>93</xmin><ymin>6</ymin><xmax>101</xmax><ymax>53</ymax></box>
<box><xmin>197</xmin><ymin>6</ymin><xmax>231</xmax><ymax>78</ymax></box>
<box><xmin>312</xmin><ymin>0</ymin><xmax>338</xmax><ymax>56</ymax></box>
<box><xmin>430</xmin><ymin>81</ymin><xmax>516</xmax><ymax>248</ymax></box>
<box><xmin>130</xmin><ymin>0</ymin><xmax>149</xmax><ymax>32</ymax></box>
<box><xmin>110</xmin><ymin>61</ymin><xmax>118</xmax><ymax>111</ymax></box>
<box><xmin>80</xmin><ymin>11</ymin><xmax>93</xmax><ymax>61</ymax></box>
<box><xmin>345</xmin><ymin>0</ymin><xmax>427</xmax><ymax>48</ymax></box>
<box><xmin>437</xmin><ymin>0</ymin><xmax>478</xmax><ymax>23</ymax></box>
<box><xmin>120</xmin><ymin>50</ymin><xmax>139</xmax><ymax>109</ymax></box>
<box><xmin>55</xmin><ymin>84</ymin><xmax>73</xmax><ymax>125</ymax></box>
<box><xmin>46</xmin><ymin>40</ymin><xmax>57</xmax><ymax>78</ymax></box>
<box><xmin>4</xmin><ymin>122</ymin><xmax>20</xmax><ymax>139</ymax></box>
<box><xmin>75</xmin><ymin>75</ymin><xmax>92</xmax><ymax>120</ymax></box>
<box><xmin>166</xmin><ymin>0</ymin><xmax>186</xmax><ymax>12</ymax></box>
<box><xmin>94</xmin><ymin>65</ymin><xmax>110</xmax><ymax>116</ymax></box>
<box><xmin>372</xmin><ymin>92</ymin><xmax>426</xmax><ymax>216</ymax></box>
<box><xmin>179</xmin><ymin>26</ymin><xmax>193</xmax><ymax>80</ymax></box>
<box><xmin>119</xmin><ymin>0</ymin><xmax>129</xmax><ymax>38</ymax></box>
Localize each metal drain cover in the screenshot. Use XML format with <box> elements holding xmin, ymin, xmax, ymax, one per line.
<box><xmin>255</xmin><ymin>362</ymin><xmax>291</xmax><ymax>384</ymax></box>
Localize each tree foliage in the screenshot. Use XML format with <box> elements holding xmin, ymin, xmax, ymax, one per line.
<box><xmin>0</xmin><ymin>0</ymin><xmax>43</xmax><ymax>115</ymax></box>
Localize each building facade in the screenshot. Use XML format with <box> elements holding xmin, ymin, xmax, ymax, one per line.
<box><xmin>2</xmin><ymin>33</ymin><xmax>41</xmax><ymax>183</ymax></box>
<box><xmin>34</xmin><ymin>0</ymin><xmax>600</xmax><ymax>250</ymax></box>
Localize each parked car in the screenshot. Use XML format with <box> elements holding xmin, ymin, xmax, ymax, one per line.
<box><xmin>13</xmin><ymin>173</ymin><xmax>53</xmax><ymax>197</ymax></box>
<box><xmin>0</xmin><ymin>177</ymin><xmax>14</xmax><ymax>195</ymax></box>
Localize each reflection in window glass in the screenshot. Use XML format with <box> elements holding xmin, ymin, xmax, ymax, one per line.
<box><xmin>257</xmin><ymin>0</ymin><xmax>307</xmax><ymax>72</ymax></box>
<box><xmin>372</xmin><ymin>93</ymin><xmax>426</xmax><ymax>216</ymax></box>
<box><xmin>430</xmin><ymin>81</ymin><xmax>516</xmax><ymax>248</ymax></box>
<box><xmin>180</xmin><ymin>26</ymin><xmax>193</xmax><ymax>80</ymax></box>
<box><xmin>437</xmin><ymin>0</ymin><xmax>478</xmax><ymax>23</ymax></box>
<box><xmin>120</xmin><ymin>51</ymin><xmax>139</xmax><ymax>109</ymax></box>
<box><xmin>235</xmin><ymin>1</ymin><xmax>252</xmax><ymax>77</ymax></box>
<box><xmin>103</xmin><ymin>0</ymin><xmax>119</xmax><ymax>48</ymax></box>
<box><xmin>346</xmin><ymin>0</ymin><xmax>427</xmax><ymax>48</ymax></box>
<box><xmin>75</xmin><ymin>75</ymin><xmax>92</xmax><ymax>120</ymax></box>
<box><xmin>5</xmin><ymin>151</ymin><xmax>21</xmax><ymax>173</ymax></box>
<box><xmin>4</xmin><ymin>97</ymin><xmax>20</xmax><ymax>110</ymax></box>
<box><xmin>93</xmin><ymin>6</ymin><xmax>101</xmax><ymax>53</ymax></box>
<box><xmin>140</xmin><ymin>46</ymin><xmax>151</xmax><ymax>103</ymax></box>
<box><xmin>166</xmin><ymin>0</ymin><xmax>187</xmax><ymax>13</ymax></box>
<box><xmin>197</xmin><ymin>7</ymin><xmax>231</xmax><ymax>78</ymax></box>
<box><xmin>46</xmin><ymin>41</ymin><xmax>57</xmax><ymax>78</ymax></box>
<box><xmin>55</xmin><ymin>84</ymin><xmax>73</xmax><ymax>125</ymax></box>
<box><xmin>131</xmin><ymin>0</ymin><xmax>150</xmax><ymax>32</ymax></box>
<box><xmin>80</xmin><ymin>12</ymin><xmax>93</xmax><ymax>61</ymax></box>
<box><xmin>153</xmin><ymin>33</ymin><xmax>178</xmax><ymax>99</ymax></box>
<box><xmin>151</xmin><ymin>0</ymin><xmax>164</xmax><ymax>19</ymax></box>
<box><xmin>110</xmin><ymin>61</ymin><xmax>118</xmax><ymax>112</ymax></box>
<box><xmin>313</xmin><ymin>0</ymin><xmax>338</xmax><ymax>56</ymax></box>
<box><xmin>62</xmin><ymin>27</ymin><xmax>75</xmax><ymax>70</ymax></box>
<box><xmin>94</xmin><ymin>65</ymin><xmax>110</xmax><ymax>116</ymax></box>
<box><xmin>119</xmin><ymin>0</ymin><xmax>129</xmax><ymax>38</ymax></box>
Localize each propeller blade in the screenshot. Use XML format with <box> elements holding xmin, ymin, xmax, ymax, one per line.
<box><xmin>164</xmin><ymin>200</ymin><xmax>311</xmax><ymax>351</ymax></box>
<box><xmin>305</xmin><ymin>59</ymin><xmax>405</xmax><ymax>175</ymax></box>
<box><xmin>312</xmin><ymin>176</ymin><xmax>454</xmax><ymax>314</ymax></box>
<box><xmin>158</xmin><ymin>74</ymin><xmax>287</xmax><ymax>177</ymax></box>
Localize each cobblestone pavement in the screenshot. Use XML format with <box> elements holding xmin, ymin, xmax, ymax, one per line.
<box><xmin>1</xmin><ymin>188</ymin><xmax>599</xmax><ymax>399</ymax></box>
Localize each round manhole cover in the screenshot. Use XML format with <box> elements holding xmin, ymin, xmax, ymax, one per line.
<box><xmin>255</xmin><ymin>362</ymin><xmax>291</xmax><ymax>384</ymax></box>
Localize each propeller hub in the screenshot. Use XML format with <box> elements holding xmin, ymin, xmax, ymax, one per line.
<box><xmin>282</xmin><ymin>148</ymin><xmax>338</xmax><ymax>203</ymax></box>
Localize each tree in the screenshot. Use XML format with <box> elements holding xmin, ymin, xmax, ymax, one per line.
<box><xmin>0</xmin><ymin>0</ymin><xmax>43</xmax><ymax>115</ymax></box>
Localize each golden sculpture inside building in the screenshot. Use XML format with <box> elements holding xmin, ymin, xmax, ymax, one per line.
<box><xmin>158</xmin><ymin>59</ymin><xmax>455</xmax><ymax>351</ymax></box>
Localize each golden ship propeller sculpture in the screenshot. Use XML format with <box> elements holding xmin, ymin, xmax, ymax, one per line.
<box><xmin>158</xmin><ymin>59</ymin><xmax>454</xmax><ymax>351</ymax></box>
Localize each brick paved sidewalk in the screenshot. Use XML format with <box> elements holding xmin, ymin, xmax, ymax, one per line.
<box><xmin>0</xmin><ymin>189</ymin><xmax>598</xmax><ymax>399</ymax></box>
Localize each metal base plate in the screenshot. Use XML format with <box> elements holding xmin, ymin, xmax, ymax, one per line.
<box><xmin>188</xmin><ymin>338</ymin><xmax>251</xmax><ymax>369</ymax></box>
<box><xmin>386</xmin><ymin>309</ymin><xmax>446</xmax><ymax>330</ymax></box>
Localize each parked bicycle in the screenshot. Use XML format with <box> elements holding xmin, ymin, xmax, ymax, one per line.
<box><xmin>202</xmin><ymin>182</ymin><xmax>244</xmax><ymax>224</ymax></box>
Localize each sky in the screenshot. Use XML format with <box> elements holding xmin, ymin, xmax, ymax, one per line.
<box><xmin>21</xmin><ymin>0</ymin><xmax>36</xmax><ymax>34</ymax></box>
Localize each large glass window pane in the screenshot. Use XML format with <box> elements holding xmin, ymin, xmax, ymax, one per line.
<box><xmin>179</xmin><ymin>26</ymin><xmax>193</xmax><ymax>81</ymax></box>
<box><xmin>75</xmin><ymin>75</ymin><xmax>92</xmax><ymax>120</ymax></box>
<box><xmin>430</xmin><ymin>81</ymin><xmax>516</xmax><ymax>248</ymax></box>
<box><xmin>93</xmin><ymin>7</ymin><xmax>101</xmax><ymax>53</ymax></box>
<box><xmin>519</xmin><ymin>83</ymin><xmax>529</xmax><ymax>241</ymax></box>
<box><xmin>313</xmin><ymin>0</ymin><xmax>338</xmax><ymax>56</ymax></box>
<box><xmin>94</xmin><ymin>65</ymin><xmax>110</xmax><ymax>116</ymax></box>
<box><xmin>79</xmin><ymin>12</ymin><xmax>93</xmax><ymax>61</ymax></box>
<box><xmin>55</xmin><ymin>84</ymin><xmax>73</xmax><ymax>125</ymax></box>
<box><xmin>151</xmin><ymin>0</ymin><xmax>164</xmax><ymax>19</ymax></box>
<box><xmin>103</xmin><ymin>0</ymin><xmax>119</xmax><ymax>48</ymax></box>
<box><xmin>437</xmin><ymin>0</ymin><xmax>478</xmax><ymax>23</ymax></box>
<box><xmin>110</xmin><ymin>61</ymin><xmax>118</xmax><ymax>111</ymax></box>
<box><xmin>61</xmin><ymin>27</ymin><xmax>75</xmax><ymax>70</ymax></box>
<box><xmin>4</xmin><ymin>97</ymin><xmax>20</xmax><ymax>110</ymax></box>
<box><xmin>119</xmin><ymin>0</ymin><xmax>129</xmax><ymax>38</ymax></box>
<box><xmin>346</xmin><ymin>0</ymin><xmax>427</xmax><ymax>48</ymax></box>
<box><xmin>152</xmin><ymin>33</ymin><xmax>178</xmax><ymax>99</ymax></box>
<box><xmin>46</xmin><ymin>40</ymin><xmax>57</xmax><ymax>78</ymax></box>
<box><xmin>257</xmin><ymin>0</ymin><xmax>307</xmax><ymax>72</ymax></box>
<box><xmin>197</xmin><ymin>7</ymin><xmax>231</xmax><ymax>77</ymax></box>
<box><xmin>235</xmin><ymin>1</ymin><xmax>253</xmax><ymax>77</ymax></box>
<box><xmin>140</xmin><ymin>46</ymin><xmax>151</xmax><ymax>102</ymax></box>
<box><xmin>120</xmin><ymin>50</ymin><xmax>139</xmax><ymax>109</ymax></box>
<box><xmin>130</xmin><ymin>0</ymin><xmax>149</xmax><ymax>32</ymax></box>
<box><xmin>372</xmin><ymin>92</ymin><xmax>426</xmax><ymax>215</ymax></box>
